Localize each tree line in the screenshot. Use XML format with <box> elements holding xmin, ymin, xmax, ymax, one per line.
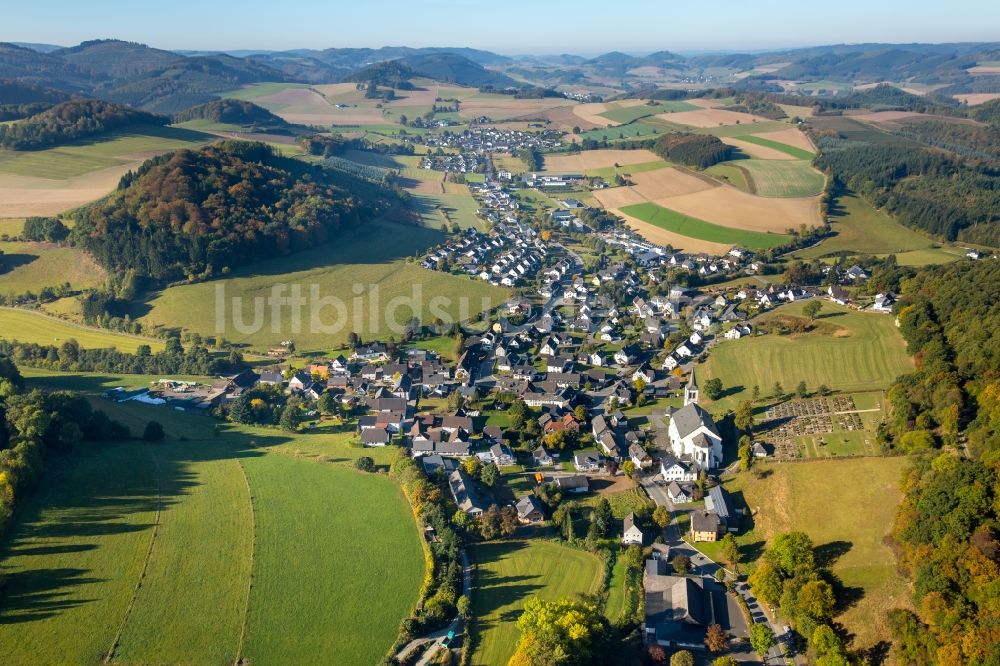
<box><xmin>0</xmin><ymin>356</ymin><xmax>134</xmax><ymax>538</ymax></box>
<box><xmin>0</xmin><ymin>99</ymin><xmax>166</xmax><ymax>150</ymax></box>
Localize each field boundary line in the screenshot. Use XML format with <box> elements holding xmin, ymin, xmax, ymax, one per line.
<box><xmin>104</xmin><ymin>445</ymin><xmax>162</xmax><ymax>664</ymax></box>
<box><xmin>233</xmin><ymin>456</ymin><xmax>257</xmax><ymax>666</ymax></box>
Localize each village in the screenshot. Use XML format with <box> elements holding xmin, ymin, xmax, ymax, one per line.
<box><xmin>103</xmin><ymin>204</ymin><xmax>898</xmax><ymax>662</ymax></box>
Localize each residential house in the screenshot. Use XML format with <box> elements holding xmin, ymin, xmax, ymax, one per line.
<box><xmin>516</xmin><ymin>495</ymin><xmax>546</xmax><ymax>523</ymax></box>
<box><xmin>532</xmin><ymin>445</ymin><xmax>554</xmax><ymax>466</ymax></box>
<box><xmin>666</xmin><ymin>481</ymin><xmax>692</xmax><ymax>504</ymax></box>
<box><xmin>644</xmin><ymin>559</ymin><xmax>731</xmax><ymax>647</ymax></box>
<box><xmin>622</xmin><ymin>512</ymin><xmax>644</xmax><ymax>545</ymax></box>
<box><xmin>574</xmin><ymin>448</ymin><xmax>603</xmax><ymax>471</ymax></box>
<box><xmin>555</xmin><ymin>475</ymin><xmax>589</xmax><ymax>493</ymax></box>
<box><xmin>629</xmin><ymin>443</ymin><xmax>653</xmax><ymax>470</ymax></box>
<box><xmin>448</xmin><ymin>469</ymin><xmax>490</xmax><ymax>516</ymax></box>
<box><xmin>489</xmin><ymin>443</ymin><xmax>517</xmax><ymax>467</ymax></box>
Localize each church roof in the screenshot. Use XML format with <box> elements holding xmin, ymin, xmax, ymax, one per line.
<box><xmin>671</xmin><ymin>403</ymin><xmax>719</xmax><ymax>440</ymax></box>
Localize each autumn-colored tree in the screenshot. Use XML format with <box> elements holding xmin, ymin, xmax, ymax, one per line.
<box><xmin>705</xmin><ymin>623</ymin><xmax>728</xmax><ymax>652</ymax></box>
<box><xmin>749</xmin><ymin>623</ymin><xmax>775</xmax><ymax>657</ymax></box>
<box><xmin>669</xmin><ymin>650</ymin><xmax>694</xmax><ymax>666</ymax></box>
<box><xmin>652</xmin><ymin>505</ymin><xmax>671</xmax><ymax>529</ymax></box>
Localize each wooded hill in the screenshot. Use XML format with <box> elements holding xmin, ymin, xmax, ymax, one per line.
<box><xmin>72</xmin><ymin>141</ymin><xmax>394</xmax><ymax>281</ymax></box>
<box><xmin>173</xmin><ymin>98</ymin><xmax>298</xmax><ymax>132</ymax></box>
<box><xmin>0</xmin><ymin>98</ymin><xmax>166</xmax><ymax>150</ymax></box>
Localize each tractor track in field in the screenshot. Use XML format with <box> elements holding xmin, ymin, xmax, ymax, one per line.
<box><xmin>233</xmin><ymin>457</ymin><xmax>257</xmax><ymax>666</ymax></box>
<box><xmin>103</xmin><ymin>445</ymin><xmax>163</xmax><ymax>664</ymax></box>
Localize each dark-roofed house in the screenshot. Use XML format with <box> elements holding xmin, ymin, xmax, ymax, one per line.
<box><xmin>421</xmin><ymin>454</ymin><xmax>458</xmax><ymax>475</ymax></box>
<box><xmin>666</xmin><ymin>481</ymin><xmax>692</xmax><ymax>504</ymax></box>
<box><xmin>489</xmin><ymin>443</ymin><xmax>516</xmax><ymax>467</ymax></box>
<box><xmin>555</xmin><ymin>475</ymin><xmax>589</xmax><ymax>493</ymax></box>
<box><xmin>449</xmin><ymin>469</ymin><xmax>490</xmax><ymax>516</ymax></box>
<box><xmin>574</xmin><ymin>449</ymin><xmax>602</xmax><ymax>471</ymax></box>
<box><xmin>532</xmin><ymin>445</ymin><xmax>554</xmax><ymax>466</ymax></box>
<box><xmin>361</xmin><ymin>427</ymin><xmax>390</xmax><ymax>447</ymax></box>
<box><xmin>516</xmin><ymin>495</ymin><xmax>546</xmax><ymax>523</ymax></box>
<box><xmin>690</xmin><ymin>510</ymin><xmax>723</xmax><ymax>542</ymax></box>
<box><xmin>644</xmin><ymin>559</ymin><xmax>734</xmax><ymax>648</ymax></box>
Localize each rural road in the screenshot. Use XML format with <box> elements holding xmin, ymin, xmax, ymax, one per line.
<box><xmin>401</xmin><ymin>550</ymin><xmax>473</xmax><ymax>666</ymax></box>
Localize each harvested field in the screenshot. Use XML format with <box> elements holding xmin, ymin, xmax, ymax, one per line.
<box><xmin>0</xmin><ymin>164</ymin><xmax>135</xmax><ymax>217</ymax></box>
<box><xmin>387</xmin><ymin>86</ymin><xmax>440</xmax><ymax>107</ymax></box>
<box><xmin>658</xmin><ymin>108</ymin><xmax>769</xmax><ymax>128</ymax></box>
<box><xmin>617</xmin><ymin>209</ymin><xmax>733</xmax><ymax>255</ymax></box>
<box><xmin>747</xmin><ymin>126</ymin><xmax>815</xmax><ymax>153</ymax></box>
<box><xmin>968</xmin><ymin>65</ymin><xmax>1000</xmax><ymax>75</ymax></box>
<box><xmin>721</xmin><ymin>136</ymin><xmax>796</xmax><ymax>160</ymax></box>
<box><xmin>653</xmin><ymin>185</ymin><xmax>822</xmax><ymax>232</ymax></box>
<box><xmin>543</xmin><ymin>149</ymin><xmax>660</xmax><ymax>172</ymax></box>
<box><xmin>253</xmin><ymin>86</ymin><xmax>328</xmax><ymax>107</ymax></box>
<box><xmin>458</xmin><ymin>96</ymin><xmax>569</xmax><ymax>121</ymax></box>
<box><xmin>593</xmin><ymin>186</ymin><xmax>649</xmax><ymax>210</ymax></box>
<box><xmin>536</xmin><ymin>105</ymin><xmax>601</xmax><ymax>131</ymax></box>
<box><xmin>621</xmin><ymin>202</ymin><xmax>792</xmax><ymax>250</ymax></box>
<box><xmin>629</xmin><ymin>167</ymin><xmax>716</xmax><ymax>199</ymax></box>
<box><xmin>687</xmin><ymin>98</ymin><xmax>725</xmax><ymax>108</ymax></box>
<box><xmin>953</xmin><ymin>92</ymin><xmax>1000</xmax><ymax>105</ymax></box>
<box><xmin>572</xmin><ymin>102</ymin><xmax>618</xmax><ymax>127</ymax></box>
<box><xmin>313</xmin><ymin>82</ymin><xmax>358</xmax><ymax>98</ymax></box>
<box><xmin>853</xmin><ymin>110</ymin><xmax>923</xmax><ymax>123</ymax></box>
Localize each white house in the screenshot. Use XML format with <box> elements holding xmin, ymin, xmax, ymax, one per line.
<box><xmin>622</xmin><ymin>512</ymin><xmax>644</xmax><ymax>545</ymax></box>
<box><xmin>660</xmin><ymin>456</ymin><xmax>697</xmax><ymax>482</ymax></box>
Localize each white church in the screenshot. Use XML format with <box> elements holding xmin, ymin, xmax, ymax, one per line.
<box><xmin>665</xmin><ymin>371</ymin><xmax>723</xmax><ymax>470</ymax></box>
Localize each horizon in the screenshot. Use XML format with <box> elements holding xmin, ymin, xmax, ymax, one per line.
<box><xmin>4</xmin><ymin>0</ymin><xmax>1000</xmax><ymax>54</ymax></box>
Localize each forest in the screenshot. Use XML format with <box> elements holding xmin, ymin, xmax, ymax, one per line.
<box><xmin>0</xmin><ymin>98</ymin><xmax>166</xmax><ymax>150</ymax></box>
<box><xmin>885</xmin><ymin>260</ymin><xmax>1000</xmax><ymax>665</ymax></box>
<box><xmin>815</xmin><ymin>143</ymin><xmax>1000</xmax><ymax>245</ymax></box>
<box><xmin>172</xmin><ymin>98</ymin><xmax>294</xmax><ymax>131</ymax></box>
<box><xmin>71</xmin><ymin>141</ymin><xmax>389</xmax><ymax>281</ymax></box>
<box><xmin>652</xmin><ymin>132</ymin><xmax>732</xmax><ymax>168</ymax></box>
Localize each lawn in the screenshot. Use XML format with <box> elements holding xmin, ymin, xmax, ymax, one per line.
<box><xmin>136</xmin><ymin>219</ymin><xmax>510</xmax><ymax>352</ymax></box>
<box><xmin>0</xmin><ymin>125</ymin><xmax>213</xmax><ymax>180</ymax></box>
<box><xmin>732</xmin><ymin>134</ymin><xmax>815</xmax><ymax>160</ymax></box>
<box><xmin>701</xmin><ymin>301</ymin><xmax>912</xmax><ymax>412</ymax></box>
<box><xmin>471</xmin><ymin>540</ymin><xmax>604</xmax><ymax>666</ymax></box>
<box><xmin>732</xmin><ymin>457</ymin><xmax>910</xmax><ymax>651</ymax></box>
<box><xmin>0</xmin><ymin>308</ymin><xmax>166</xmax><ymax>352</ymax></box>
<box><xmin>620</xmin><ymin>202</ymin><xmax>792</xmax><ymax>250</ymax></box>
<box><xmin>0</xmin><ymin>240</ymin><xmax>106</xmax><ymax>295</ymax></box>
<box><xmin>0</xmin><ymin>406</ymin><xmax>424</xmax><ymax>665</ymax></box>
<box><xmin>731</xmin><ymin>159</ymin><xmax>825</xmax><ymax>197</ymax></box>
<box><xmin>693</xmin><ymin>120</ymin><xmax>789</xmax><ymax>139</ymax></box>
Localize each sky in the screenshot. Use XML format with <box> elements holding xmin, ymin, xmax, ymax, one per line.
<box><xmin>4</xmin><ymin>0</ymin><xmax>999</xmax><ymax>54</ymax></box>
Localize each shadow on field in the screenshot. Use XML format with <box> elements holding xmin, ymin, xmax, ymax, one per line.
<box><xmin>0</xmin><ymin>253</ymin><xmax>39</xmax><ymax>274</ymax></box>
<box><xmin>0</xmin><ymin>423</ymin><xmax>300</xmax><ymax>625</ymax></box>
<box><xmin>472</xmin><ymin>540</ymin><xmax>549</xmax><ymax>626</ymax></box>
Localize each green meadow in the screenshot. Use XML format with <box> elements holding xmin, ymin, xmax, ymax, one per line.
<box><xmin>732</xmin><ymin>158</ymin><xmax>825</xmax><ymax>197</ymax></box>
<box><xmin>0</xmin><ymin>308</ymin><xmax>165</xmax><ymax>352</ymax></box>
<box><xmin>136</xmin><ymin>219</ymin><xmax>510</xmax><ymax>352</ymax></box>
<box><xmin>620</xmin><ymin>202</ymin><xmax>793</xmax><ymax>249</ymax></box>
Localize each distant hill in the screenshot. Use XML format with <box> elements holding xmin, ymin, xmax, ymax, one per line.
<box><xmin>173</xmin><ymin>98</ymin><xmax>299</xmax><ymax>133</ymax></box>
<box><xmin>0</xmin><ymin>79</ymin><xmax>71</xmax><ymax>120</ymax></box>
<box><xmin>0</xmin><ymin>98</ymin><xmax>166</xmax><ymax>150</ymax></box>
<box><xmin>9</xmin><ymin>42</ymin><xmax>64</xmax><ymax>54</ymax></box>
<box><xmin>394</xmin><ymin>53</ymin><xmax>514</xmax><ymax>87</ymax></box>
<box><xmin>54</xmin><ymin>39</ymin><xmax>181</xmax><ymax>78</ymax></box>
<box><xmin>72</xmin><ymin>141</ymin><xmax>394</xmax><ymax>281</ymax></box>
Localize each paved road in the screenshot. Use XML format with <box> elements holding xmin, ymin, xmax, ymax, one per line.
<box><xmin>397</xmin><ymin>550</ymin><xmax>474</xmax><ymax>665</ymax></box>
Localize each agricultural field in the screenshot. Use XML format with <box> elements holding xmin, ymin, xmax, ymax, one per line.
<box><xmin>792</xmin><ymin>190</ymin><xmax>960</xmax><ymax>263</ymax></box>
<box><xmin>619</xmin><ymin>202</ymin><xmax>792</xmax><ymax>250</ymax></box>
<box><xmin>470</xmin><ymin>540</ymin><xmax>604</xmax><ymax>666</ymax></box>
<box><xmin>0</xmin><ymin>240</ymin><xmax>106</xmax><ymax>295</ymax></box>
<box><xmin>701</xmin><ymin>301</ymin><xmax>913</xmax><ymax>412</ymax></box>
<box><xmin>658</xmin><ymin>108</ymin><xmax>770</xmax><ymax>128</ymax></box>
<box><xmin>226</xmin><ymin>83</ymin><xmax>388</xmax><ymax>126</ymax></box>
<box><xmin>730</xmin><ymin>457</ymin><xmax>910</xmax><ymax>651</ymax></box>
<box><xmin>703</xmin><ymin>163</ymin><xmax>752</xmax><ymax>192</ymax></box>
<box><xmin>731</xmin><ymin>134</ymin><xmax>814</xmax><ymax>160</ymax></box>
<box><xmin>136</xmin><ymin>219</ymin><xmax>510</xmax><ymax>352</ymax></box>
<box><xmin>542</xmin><ymin>148</ymin><xmax>661</xmax><ymax>173</ymax></box>
<box><xmin>0</xmin><ymin>125</ymin><xmax>213</xmax><ymax>217</ymax></box>
<box><xmin>0</xmin><ymin>398</ymin><xmax>423</xmax><ymax>665</ymax></box>
<box><xmin>0</xmin><ymin>308</ymin><xmax>165</xmax><ymax>352</ymax></box>
<box><xmin>729</xmin><ymin>159</ymin><xmax>825</xmax><ymax>197</ymax></box>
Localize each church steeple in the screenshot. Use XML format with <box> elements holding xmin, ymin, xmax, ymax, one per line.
<box><xmin>684</xmin><ymin>369</ymin><xmax>699</xmax><ymax>406</ymax></box>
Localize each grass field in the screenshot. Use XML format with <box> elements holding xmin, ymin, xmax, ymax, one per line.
<box><xmin>731</xmin><ymin>457</ymin><xmax>910</xmax><ymax>651</ymax></box>
<box><xmin>692</xmin><ymin>120</ymin><xmax>789</xmax><ymax>139</ymax></box>
<box><xmin>136</xmin><ymin>219</ymin><xmax>510</xmax><ymax>352</ymax></box>
<box><xmin>598</xmin><ymin>101</ymin><xmax>696</xmax><ymax>124</ymax></box>
<box><xmin>471</xmin><ymin>540</ymin><xmax>604</xmax><ymax>666</ymax></box>
<box><xmin>702</xmin><ymin>301</ymin><xmax>912</xmax><ymax>412</ymax></box>
<box><xmin>0</xmin><ymin>218</ymin><xmax>25</xmax><ymax>236</ymax></box>
<box><xmin>704</xmin><ymin>163</ymin><xmax>752</xmax><ymax>192</ymax></box>
<box><xmin>0</xmin><ymin>240</ymin><xmax>105</xmax><ymax>295</ymax></box>
<box><xmin>732</xmin><ymin>135</ymin><xmax>814</xmax><ymax>160</ymax></box>
<box><xmin>732</xmin><ymin>159</ymin><xmax>825</xmax><ymax>197</ymax></box>
<box><xmin>0</xmin><ymin>402</ymin><xmax>423</xmax><ymax>665</ymax></box>
<box><xmin>0</xmin><ymin>308</ymin><xmax>166</xmax><ymax>352</ymax></box>
<box><xmin>792</xmin><ymin>190</ymin><xmax>958</xmax><ymax>262</ymax></box>
<box><xmin>620</xmin><ymin>202</ymin><xmax>792</xmax><ymax>250</ymax></box>
<box><xmin>0</xmin><ymin>125</ymin><xmax>212</xmax><ymax>180</ymax></box>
